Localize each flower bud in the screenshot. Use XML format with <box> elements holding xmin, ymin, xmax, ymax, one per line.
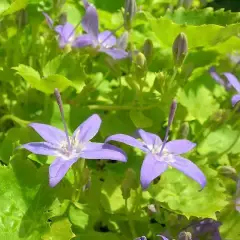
<box><xmin>136</xmin><ymin>52</ymin><xmax>146</xmax><ymax>69</ymax></box>
<box><xmin>135</xmin><ymin>52</ymin><xmax>147</xmax><ymax>79</ymax></box>
<box><xmin>178</xmin><ymin>231</ymin><xmax>192</xmax><ymax>240</ymax></box>
<box><xmin>59</xmin><ymin>12</ymin><xmax>67</xmax><ymax>25</ymax></box>
<box><xmin>154</xmin><ymin>72</ymin><xmax>165</xmax><ymax>93</ymax></box>
<box><xmin>172</xmin><ymin>32</ymin><xmax>188</xmax><ymax>67</ymax></box>
<box><xmin>218</xmin><ymin>166</ymin><xmax>238</xmax><ymax>181</ymax></box>
<box><xmin>143</xmin><ymin>39</ymin><xmax>153</xmax><ymax>65</ymax></box>
<box><xmin>124</xmin><ymin>0</ymin><xmax>137</xmax><ymax>30</ymax></box>
<box><xmin>121</xmin><ymin>168</ymin><xmax>138</xmax><ymax>200</ymax></box>
<box><xmin>117</xmin><ymin>31</ymin><xmax>129</xmax><ymax>50</ymax></box>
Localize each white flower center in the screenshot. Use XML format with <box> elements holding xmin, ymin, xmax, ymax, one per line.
<box><xmin>58</xmin><ymin>134</ymin><xmax>86</xmax><ymax>160</ymax></box>
<box><xmin>149</xmin><ymin>144</ymin><xmax>176</xmax><ymax>164</ymax></box>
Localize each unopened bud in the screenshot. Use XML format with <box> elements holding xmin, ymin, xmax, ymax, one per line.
<box><xmin>178</xmin><ymin>231</ymin><xmax>192</xmax><ymax>240</ymax></box>
<box><xmin>136</xmin><ymin>52</ymin><xmax>146</xmax><ymax>69</ymax></box>
<box><xmin>117</xmin><ymin>31</ymin><xmax>129</xmax><ymax>50</ymax></box>
<box><xmin>143</xmin><ymin>39</ymin><xmax>153</xmax><ymax>65</ymax></box>
<box><xmin>59</xmin><ymin>12</ymin><xmax>67</xmax><ymax>25</ymax></box>
<box><xmin>121</xmin><ymin>168</ymin><xmax>138</xmax><ymax>200</ymax></box>
<box><xmin>124</xmin><ymin>0</ymin><xmax>137</xmax><ymax>30</ymax></box>
<box><xmin>135</xmin><ymin>52</ymin><xmax>147</xmax><ymax>79</ymax></box>
<box><xmin>218</xmin><ymin>166</ymin><xmax>238</xmax><ymax>181</ymax></box>
<box><xmin>172</xmin><ymin>32</ymin><xmax>188</xmax><ymax>67</ymax></box>
<box><xmin>154</xmin><ymin>72</ymin><xmax>165</xmax><ymax>93</ymax></box>
<box><xmin>180</xmin><ymin>122</ymin><xmax>189</xmax><ymax>139</ymax></box>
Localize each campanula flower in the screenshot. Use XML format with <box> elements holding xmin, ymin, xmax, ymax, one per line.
<box><xmin>209</xmin><ymin>67</ymin><xmax>240</xmax><ymax>107</ymax></box>
<box><xmin>74</xmin><ymin>0</ymin><xmax>128</xmax><ymax>59</ymax></box>
<box><xmin>21</xmin><ymin>89</ymin><xmax>126</xmax><ymax>187</ymax></box>
<box><xmin>192</xmin><ymin>218</ymin><xmax>221</xmax><ymax>240</ymax></box>
<box><xmin>106</xmin><ymin>100</ymin><xmax>206</xmax><ymax>190</ymax></box>
<box><xmin>43</xmin><ymin>12</ymin><xmax>81</xmax><ymax>48</ymax></box>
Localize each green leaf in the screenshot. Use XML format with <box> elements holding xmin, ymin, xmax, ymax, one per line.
<box><xmin>100</xmin><ymin>172</ymin><xmax>125</xmax><ymax>214</ymax></box>
<box><xmin>0</xmin><ymin>154</ymin><xmax>49</xmax><ymax>239</ymax></box>
<box><xmin>150</xmin><ymin>166</ymin><xmax>228</xmax><ymax>218</ymax></box>
<box><xmin>42</xmin><ymin>218</ymin><xmax>75</xmax><ymax>240</ymax></box>
<box><xmin>177</xmin><ymin>85</ymin><xmax>219</xmax><ymax>124</ymax></box>
<box><xmin>1</xmin><ymin>0</ymin><xmax>28</xmax><ymax>16</ymax></box>
<box><xmin>42</xmin><ymin>55</ymin><xmax>65</xmax><ymax>78</ymax></box>
<box><xmin>219</xmin><ymin>204</ymin><xmax>240</xmax><ymax>239</ymax></box>
<box><xmin>198</xmin><ymin>125</ymin><xmax>240</xmax><ymax>155</ymax></box>
<box><xmin>0</xmin><ymin>152</ymin><xmax>72</xmax><ymax>239</ymax></box>
<box><xmin>13</xmin><ymin>65</ymin><xmax>73</xmax><ymax>94</ymax></box>
<box><xmin>149</xmin><ymin>16</ymin><xmax>240</xmax><ymax>49</ymax></box>
<box><xmin>129</xmin><ymin>110</ymin><xmax>153</xmax><ymax>128</ymax></box>
<box><xmin>165</xmin><ymin>7</ymin><xmax>240</xmax><ymax>26</ymax></box>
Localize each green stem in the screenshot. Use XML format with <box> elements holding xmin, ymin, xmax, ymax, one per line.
<box><xmin>87</xmin><ymin>103</ymin><xmax>160</xmax><ymax>111</ymax></box>
<box><xmin>72</xmin><ymin>159</ymin><xmax>85</xmax><ymax>202</ymax></box>
<box><xmin>169</xmin><ymin>67</ymin><xmax>178</xmax><ymax>86</ymax></box>
<box><xmin>125</xmin><ymin>199</ymin><xmax>137</xmax><ymax>238</ymax></box>
<box><xmin>0</xmin><ymin>115</ymin><xmax>30</xmax><ymax>127</ymax></box>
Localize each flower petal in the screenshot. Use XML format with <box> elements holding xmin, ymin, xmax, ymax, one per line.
<box><xmin>165</xmin><ymin>140</ymin><xmax>196</xmax><ymax>155</ymax></box>
<box><xmin>80</xmin><ymin>143</ymin><xmax>127</xmax><ymax>162</ymax></box>
<box><xmin>73</xmin><ymin>114</ymin><xmax>102</xmax><ymax>143</ymax></box>
<box><xmin>136</xmin><ymin>129</ymin><xmax>162</xmax><ymax>148</ymax></box>
<box><xmin>49</xmin><ymin>157</ymin><xmax>78</xmax><ymax>187</ymax></box>
<box><xmin>29</xmin><ymin>123</ymin><xmax>65</xmax><ymax>145</ymax></box>
<box><xmin>156</xmin><ymin>235</ymin><xmax>169</xmax><ymax>240</ymax></box>
<box><xmin>140</xmin><ymin>153</ymin><xmax>168</xmax><ymax>190</ymax></box>
<box><xmin>62</xmin><ymin>23</ymin><xmax>75</xmax><ymax>42</ymax></box>
<box><xmin>232</xmin><ymin>94</ymin><xmax>240</xmax><ymax>107</ymax></box>
<box><xmin>117</xmin><ymin>32</ymin><xmax>129</xmax><ymax>50</ymax></box>
<box><xmin>99</xmin><ymin>48</ymin><xmax>128</xmax><ymax>60</ymax></box>
<box><xmin>82</xmin><ymin>3</ymin><xmax>99</xmax><ymax>40</ymax></box>
<box><xmin>171</xmin><ymin>156</ymin><xmax>206</xmax><ymax>189</ymax></box>
<box><xmin>55</xmin><ymin>25</ymin><xmax>63</xmax><ymax>34</ymax></box>
<box><xmin>21</xmin><ymin>142</ymin><xmax>58</xmax><ymax>156</ymax></box>
<box><xmin>209</xmin><ymin>67</ymin><xmax>225</xmax><ymax>86</ymax></box>
<box><xmin>105</xmin><ymin>134</ymin><xmax>148</xmax><ymax>152</ymax></box>
<box><xmin>223</xmin><ymin>72</ymin><xmax>240</xmax><ymax>93</ymax></box>
<box><xmin>98</xmin><ymin>31</ymin><xmax>116</xmax><ymax>48</ymax></box>
<box><xmin>72</xmin><ymin>34</ymin><xmax>94</xmax><ymax>48</ymax></box>
<box><xmin>43</xmin><ymin>12</ymin><xmax>53</xmax><ymax>28</ymax></box>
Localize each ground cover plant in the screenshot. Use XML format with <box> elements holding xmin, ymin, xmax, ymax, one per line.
<box><xmin>1</xmin><ymin>0</ymin><xmax>240</xmax><ymax>239</ymax></box>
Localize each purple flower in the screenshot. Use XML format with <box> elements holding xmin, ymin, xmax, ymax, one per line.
<box><xmin>43</xmin><ymin>12</ymin><xmax>80</xmax><ymax>48</ymax></box>
<box><xmin>209</xmin><ymin>67</ymin><xmax>231</xmax><ymax>90</ymax></box>
<box><xmin>222</xmin><ymin>72</ymin><xmax>240</xmax><ymax>107</ymax></box>
<box><xmin>20</xmin><ymin>90</ymin><xmax>126</xmax><ymax>187</ymax></box>
<box><xmin>74</xmin><ymin>0</ymin><xmax>128</xmax><ymax>59</ymax></box>
<box><xmin>192</xmin><ymin>218</ymin><xmax>221</xmax><ymax>240</ymax></box>
<box><xmin>209</xmin><ymin>67</ymin><xmax>240</xmax><ymax>107</ymax></box>
<box><xmin>105</xmin><ymin>101</ymin><xmax>206</xmax><ymax>190</ymax></box>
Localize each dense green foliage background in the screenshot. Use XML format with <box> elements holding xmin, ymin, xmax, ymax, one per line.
<box><xmin>1</xmin><ymin>0</ymin><xmax>240</xmax><ymax>239</ymax></box>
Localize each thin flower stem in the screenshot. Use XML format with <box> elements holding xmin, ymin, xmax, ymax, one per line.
<box><xmin>87</xmin><ymin>103</ymin><xmax>160</xmax><ymax>111</ymax></box>
<box><xmin>169</xmin><ymin>66</ymin><xmax>178</xmax><ymax>86</ymax></box>
<box><xmin>125</xmin><ymin>199</ymin><xmax>137</xmax><ymax>238</ymax></box>
<box><xmin>54</xmin><ymin>88</ymin><xmax>72</xmax><ymax>151</ymax></box>
<box><xmin>159</xmin><ymin>100</ymin><xmax>177</xmax><ymax>156</ymax></box>
<box><xmin>75</xmin><ymin>158</ymin><xmax>86</xmax><ymax>201</ymax></box>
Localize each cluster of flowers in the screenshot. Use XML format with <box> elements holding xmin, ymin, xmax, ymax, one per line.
<box><xmin>43</xmin><ymin>0</ymin><xmax>128</xmax><ymax>60</ymax></box>
<box><xmin>20</xmin><ymin>1</ymin><xmax>240</xmax><ymax>239</ymax></box>
<box><xmin>21</xmin><ymin>89</ymin><xmax>206</xmax><ymax>190</ymax></box>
